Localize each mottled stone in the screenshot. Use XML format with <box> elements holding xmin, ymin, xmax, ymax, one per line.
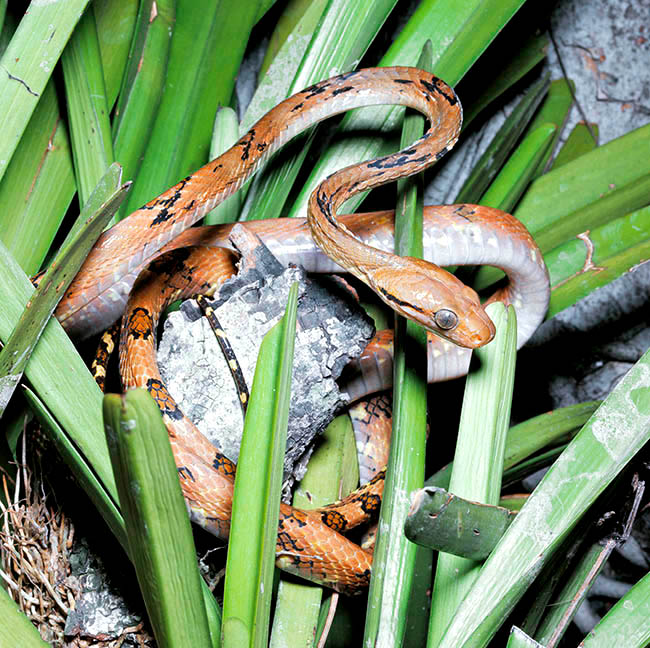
<box><xmin>64</xmin><ymin>539</ymin><xmax>149</xmax><ymax>645</ymax></box>
<box><xmin>158</xmin><ymin>229</ymin><xmax>374</xmax><ymax>485</ymax></box>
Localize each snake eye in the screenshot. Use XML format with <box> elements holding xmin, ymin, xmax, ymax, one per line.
<box><xmin>434</xmin><ymin>309</ymin><xmax>458</xmax><ymax>330</ymax></box>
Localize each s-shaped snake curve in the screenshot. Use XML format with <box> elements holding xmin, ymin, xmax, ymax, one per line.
<box><xmin>48</xmin><ymin>67</ymin><xmax>549</xmax><ymax>593</ymax></box>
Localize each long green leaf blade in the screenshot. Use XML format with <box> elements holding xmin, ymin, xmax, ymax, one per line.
<box><xmin>479</xmin><ymin>123</ymin><xmax>556</xmax><ymax>212</ymax></box>
<box><xmin>241</xmin><ymin>0</ymin><xmax>369</xmax><ymax>132</ymax></box>
<box><xmin>0</xmin><ymin>240</ymin><xmax>113</xmax><ymax>499</ymax></box>
<box><xmin>61</xmin><ymin>6</ymin><xmax>114</xmax><ymax>207</ymax></box>
<box><xmin>258</xmin><ymin>0</ymin><xmax>328</xmax><ymax>81</ymax></box>
<box><xmin>0</xmin><ymin>83</ymin><xmax>76</xmax><ymax>273</ymax></box>
<box><xmin>516</xmin><ymin>123</ymin><xmax>650</xmax><ymax>238</ymax></box>
<box><xmin>535</xmin><ymin>541</ymin><xmax>610</xmax><ymax>645</ymax></box>
<box><xmin>363</xmin><ymin>40</ymin><xmax>430</xmax><ymax>648</ymax></box>
<box><xmin>428</xmin><ymin>302</ymin><xmax>517</xmax><ymax>647</ymax></box>
<box><xmin>103</xmin><ymin>389</ymin><xmax>212</xmax><ymax>648</ymax></box>
<box><xmin>535</xmin><ymin>173</ymin><xmax>650</xmax><ymax>256</ymax></box>
<box><xmin>270</xmin><ymin>414</ymin><xmax>359</xmax><ymax>648</ymax></box>
<box><xmin>112</xmin><ymin>0</ymin><xmax>175</xmax><ymax>220</ymax></box>
<box><xmin>0</xmin><ymin>164</ymin><xmax>129</xmax><ymax>415</ymax></box>
<box><xmin>426</xmin><ymin>401</ymin><xmax>601</xmax><ymax>493</ymax></box>
<box><xmin>0</xmin><ymin>0</ymin><xmax>137</xmax><ymax>274</ymax></box>
<box><xmin>0</xmin><ymin>0</ymin><xmax>91</xmax><ymax>183</ymax></box>
<box><xmin>503</xmin><ymin>401</ymin><xmax>601</xmax><ymax>469</ymax></box>
<box><xmin>124</xmin><ymin>0</ymin><xmax>260</xmax><ymax>213</ymax></box>
<box><xmin>474</xmin><ymin>123</ymin><xmax>650</xmax><ymax>291</ymax></box>
<box><xmin>222</xmin><ymin>282</ymin><xmax>298</xmax><ymax>648</ymax></box>
<box><xmin>550</xmin><ymin>121</ymin><xmax>599</xmax><ymax>170</ymax></box>
<box><xmin>94</xmin><ymin>0</ymin><xmax>139</xmax><ymax>105</ymax></box>
<box><xmin>526</xmin><ymin>77</ymin><xmax>574</xmax><ymax>177</ymax></box>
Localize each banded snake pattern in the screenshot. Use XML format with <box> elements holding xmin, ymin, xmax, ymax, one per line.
<box><xmin>47</xmin><ymin>67</ymin><xmax>549</xmax><ymax>592</ymax></box>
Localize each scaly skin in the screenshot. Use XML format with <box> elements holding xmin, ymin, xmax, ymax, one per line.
<box><xmin>55</xmin><ymin>68</ymin><xmax>550</xmax><ymax>593</ymax></box>
<box><xmin>117</xmin><ymin>204</ymin><xmax>549</xmax><ymax>593</ymax></box>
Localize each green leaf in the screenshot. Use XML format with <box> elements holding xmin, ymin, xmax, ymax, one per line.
<box><xmin>62</xmin><ymin>6</ymin><xmax>114</xmax><ymax>207</ymax></box>
<box><xmin>270</xmin><ymin>414</ymin><xmax>359</xmax><ymax>648</ymax></box>
<box><xmin>526</xmin><ymin>77</ymin><xmax>575</xmax><ymax>177</ymax></box>
<box><xmin>536</xmin><ymin>172</ymin><xmax>650</xmax><ymax>257</ymax></box>
<box><xmin>0</xmin><ymin>0</ymin><xmax>137</xmax><ymax>274</ymax></box>
<box><xmin>405</xmin><ymin>487</ymin><xmax>516</xmax><ymax>559</ymax></box>
<box><xmin>546</xmin><ymin>205</ymin><xmax>650</xmax><ymax>318</ymax></box>
<box><xmin>428</xmin><ymin>302</ymin><xmax>517</xmax><ymax>647</ymax></box>
<box><xmin>103</xmin><ymin>389</ymin><xmax>212</xmax><ymax>648</ymax></box>
<box><xmin>240</xmin><ymin>0</ymin><xmax>328</xmax><ymax>132</ymax></box>
<box><xmin>0</xmin><ymin>82</ymin><xmax>76</xmax><ymax>273</ymax></box>
<box><xmin>534</xmin><ymin>541</ymin><xmax>610</xmax><ymax>645</ymax></box>
<box><xmin>0</xmin><ymin>0</ymin><xmax>91</xmax><ymax>184</ymax></box>
<box><xmin>94</xmin><ymin>0</ymin><xmax>140</xmax><ymax>105</ymax></box>
<box><xmin>474</xmin><ymin>123</ymin><xmax>650</xmax><ymax>291</ymax></box>
<box><xmin>550</xmin><ymin>121</ymin><xmax>599</xmax><ymax>170</ymax></box>
<box><xmin>479</xmin><ymin>122</ymin><xmax>556</xmax><ymax>212</ymax></box>
<box><xmin>0</xmin><ymin>239</ymin><xmax>114</xmax><ymax>501</ymax></box>
<box><xmin>426</xmin><ymin>401</ymin><xmax>601</xmax><ymax>492</ymax></box>
<box><xmin>124</xmin><ymin>0</ymin><xmax>261</xmax><ymax>213</ymax></box>
<box><xmin>258</xmin><ymin>0</ymin><xmax>327</xmax><ymax>79</ymax></box>
<box><xmin>503</xmin><ymin>401</ymin><xmax>601</xmax><ymax>470</ymax></box>
<box><xmin>507</xmin><ymin>627</ymin><xmax>544</xmax><ymax>647</ymax></box>
<box><xmin>111</xmin><ymin>0</ymin><xmax>175</xmax><ymax>220</ymax></box>
<box><xmin>363</xmin><ymin>39</ymin><xmax>430</xmax><ymax>648</ymax></box>
<box><xmin>0</xmin><ymin>164</ymin><xmax>129</xmax><ymax>416</ymax></box>
<box><xmin>222</xmin><ymin>283</ymin><xmax>298</xmax><ymax>648</ymax></box>
<box><xmin>516</xmin><ymin>123</ymin><xmax>650</xmax><ymax>239</ymax></box>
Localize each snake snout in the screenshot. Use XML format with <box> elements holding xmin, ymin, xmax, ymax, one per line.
<box><xmin>462</xmin><ymin>309</ymin><xmax>496</xmax><ymax>349</ymax></box>
<box><xmin>452</xmin><ymin>283</ymin><xmax>496</xmax><ymax>348</ymax></box>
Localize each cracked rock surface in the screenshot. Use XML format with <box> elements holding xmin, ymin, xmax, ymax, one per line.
<box><xmin>158</xmin><ymin>228</ymin><xmax>374</xmax><ymax>485</ymax></box>
<box><xmin>64</xmin><ymin>539</ymin><xmax>150</xmax><ymax>646</ymax></box>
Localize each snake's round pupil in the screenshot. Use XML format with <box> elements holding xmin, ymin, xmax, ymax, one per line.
<box><xmin>434</xmin><ymin>309</ymin><xmax>458</xmax><ymax>330</ymax></box>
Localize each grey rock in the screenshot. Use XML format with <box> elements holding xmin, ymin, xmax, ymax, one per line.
<box><xmin>64</xmin><ymin>539</ymin><xmax>146</xmax><ymax>644</ymax></box>
<box><xmin>158</xmin><ymin>228</ymin><xmax>374</xmax><ymax>486</ymax></box>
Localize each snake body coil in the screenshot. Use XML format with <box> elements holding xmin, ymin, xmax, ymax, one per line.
<box><xmin>52</xmin><ymin>68</ymin><xmax>550</xmax><ymax>592</ymax></box>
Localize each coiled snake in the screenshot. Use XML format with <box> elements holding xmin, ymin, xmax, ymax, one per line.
<box><xmin>52</xmin><ymin>67</ymin><xmax>550</xmax><ymax>593</ymax></box>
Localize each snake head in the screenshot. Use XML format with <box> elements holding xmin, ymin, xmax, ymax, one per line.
<box><xmin>371</xmin><ymin>257</ymin><xmax>496</xmax><ymax>349</ymax></box>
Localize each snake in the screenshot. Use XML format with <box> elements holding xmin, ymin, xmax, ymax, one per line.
<box><xmin>48</xmin><ymin>67</ymin><xmax>550</xmax><ymax>593</ymax></box>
